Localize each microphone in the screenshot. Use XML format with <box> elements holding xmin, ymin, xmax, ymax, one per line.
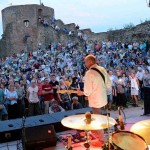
<box><xmin>118</xmin><ymin>107</ymin><xmax>125</xmax><ymax>130</ymax></box>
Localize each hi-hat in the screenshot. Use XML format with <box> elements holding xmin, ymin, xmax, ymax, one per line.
<box><xmin>130</xmin><ymin>119</ymin><xmax>150</xmax><ymax>145</ymax></box>
<box><xmin>61</xmin><ymin>113</ymin><xmax>116</xmax><ymax>130</ymax></box>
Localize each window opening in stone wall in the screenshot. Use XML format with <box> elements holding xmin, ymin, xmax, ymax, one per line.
<box><xmin>38</xmin><ymin>9</ymin><xmax>43</xmax><ymax>23</ymax></box>
<box><xmin>38</xmin><ymin>9</ymin><xmax>43</xmax><ymax>16</ymax></box>
<box><xmin>24</xmin><ymin>20</ymin><xmax>29</xmax><ymax>27</ymax></box>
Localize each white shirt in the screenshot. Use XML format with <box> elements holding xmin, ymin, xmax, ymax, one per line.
<box><xmin>131</xmin><ymin>78</ymin><xmax>139</xmax><ymax>90</ymax></box>
<box><xmin>6</xmin><ymin>90</ymin><xmax>18</xmax><ymax>105</ymax></box>
<box><xmin>28</xmin><ymin>86</ymin><xmax>39</xmax><ymax>103</ymax></box>
<box><xmin>136</xmin><ymin>70</ymin><xmax>145</xmax><ymax>81</ymax></box>
<box><xmin>84</xmin><ymin>64</ymin><xmax>111</xmax><ymax>108</ymax></box>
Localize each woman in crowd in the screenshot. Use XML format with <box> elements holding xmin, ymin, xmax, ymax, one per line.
<box><xmin>6</xmin><ymin>84</ymin><xmax>18</xmax><ymax>119</ymax></box>
<box><xmin>57</xmin><ymin>79</ymin><xmax>71</xmax><ymax>110</ymax></box>
<box><xmin>130</xmin><ymin>72</ymin><xmax>139</xmax><ymax>107</ymax></box>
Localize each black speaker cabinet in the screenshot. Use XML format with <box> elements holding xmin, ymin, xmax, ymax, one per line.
<box><xmin>144</xmin><ymin>86</ymin><xmax>150</xmax><ymax>115</ymax></box>
<box><xmin>25</xmin><ymin>124</ymin><xmax>57</xmax><ymax>150</ymax></box>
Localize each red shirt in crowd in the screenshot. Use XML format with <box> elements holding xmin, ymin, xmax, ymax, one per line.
<box><xmin>42</xmin><ymin>84</ymin><xmax>54</xmax><ymax>101</ymax></box>
<box><xmin>38</xmin><ymin>83</ymin><xmax>44</xmax><ymax>96</ymax></box>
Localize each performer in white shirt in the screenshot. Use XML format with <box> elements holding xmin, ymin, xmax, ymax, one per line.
<box><xmin>78</xmin><ymin>54</ymin><xmax>111</xmax><ymax>147</ymax></box>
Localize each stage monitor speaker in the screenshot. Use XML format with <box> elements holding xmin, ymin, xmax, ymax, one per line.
<box><xmin>144</xmin><ymin>86</ymin><xmax>150</xmax><ymax>115</ymax></box>
<box><xmin>25</xmin><ymin>124</ymin><xmax>57</xmax><ymax>150</ymax></box>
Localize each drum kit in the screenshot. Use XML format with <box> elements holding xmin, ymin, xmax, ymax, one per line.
<box><xmin>61</xmin><ymin>112</ymin><xmax>150</xmax><ymax>150</ymax></box>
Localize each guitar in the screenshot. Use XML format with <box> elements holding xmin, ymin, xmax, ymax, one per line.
<box><xmin>57</xmin><ymin>90</ymin><xmax>79</xmax><ymax>94</ymax></box>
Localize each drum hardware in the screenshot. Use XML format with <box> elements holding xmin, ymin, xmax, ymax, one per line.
<box><xmin>61</xmin><ymin>112</ymin><xmax>116</xmax><ymax>150</ymax></box>
<box><xmin>111</xmin><ymin>131</ymin><xmax>148</xmax><ymax>150</ymax></box>
<box><xmin>130</xmin><ymin>119</ymin><xmax>150</xmax><ymax>145</ymax></box>
<box><xmin>65</xmin><ymin>135</ymin><xmax>73</xmax><ymax>150</ymax></box>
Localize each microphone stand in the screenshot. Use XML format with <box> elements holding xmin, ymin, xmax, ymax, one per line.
<box><xmin>22</xmin><ymin>115</ymin><xmax>26</xmax><ymax>150</ymax></box>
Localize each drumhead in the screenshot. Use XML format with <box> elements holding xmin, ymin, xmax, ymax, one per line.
<box><xmin>112</xmin><ymin>131</ymin><xmax>147</xmax><ymax>150</ymax></box>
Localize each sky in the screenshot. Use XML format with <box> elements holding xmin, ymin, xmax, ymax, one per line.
<box><xmin>0</xmin><ymin>0</ymin><xmax>150</xmax><ymax>36</ymax></box>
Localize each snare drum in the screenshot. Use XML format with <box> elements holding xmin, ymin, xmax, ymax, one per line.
<box><xmin>111</xmin><ymin>131</ymin><xmax>148</xmax><ymax>150</ymax></box>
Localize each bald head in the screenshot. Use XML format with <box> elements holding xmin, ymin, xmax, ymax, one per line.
<box><xmin>84</xmin><ymin>54</ymin><xmax>96</xmax><ymax>68</ymax></box>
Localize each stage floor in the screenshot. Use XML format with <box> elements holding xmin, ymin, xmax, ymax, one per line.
<box><xmin>0</xmin><ymin>102</ymin><xmax>150</xmax><ymax>150</ymax></box>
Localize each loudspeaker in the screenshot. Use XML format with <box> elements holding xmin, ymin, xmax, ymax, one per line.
<box><xmin>144</xmin><ymin>86</ymin><xmax>150</xmax><ymax>115</ymax></box>
<box><xmin>25</xmin><ymin>125</ymin><xmax>57</xmax><ymax>150</ymax></box>
<box><xmin>0</xmin><ymin>119</ymin><xmax>22</xmax><ymax>143</ymax></box>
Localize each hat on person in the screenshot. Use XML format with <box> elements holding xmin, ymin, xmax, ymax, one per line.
<box><xmin>72</xmin><ymin>96</ymin><xmax>78</xmax><ymax>101</ymax></box>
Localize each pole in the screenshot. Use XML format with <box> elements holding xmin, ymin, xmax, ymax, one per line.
<box><xmin>40</xmin><ymin>0</ymin><xmax>41</xmax><ymax>5</ymax></box>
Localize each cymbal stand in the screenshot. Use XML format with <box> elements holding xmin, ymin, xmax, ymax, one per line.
<box><xmin>84</xmin><ymin>130</ymin><xmax>90</xmax><ymax>150</ymax></box>
<box><xmin>106</xmin><ymin>112</ymin><xmax>110</xmax><ymax>150</ymax></box>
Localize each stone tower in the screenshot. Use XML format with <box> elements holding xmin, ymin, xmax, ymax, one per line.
<box><xmin>1</xmin><ymin>4</ymin><xmax>54</xmax><ymax>55</ymax></box>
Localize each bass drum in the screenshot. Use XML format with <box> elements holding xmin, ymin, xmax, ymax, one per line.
<box><xmin>111</xmin><ymin>131</ymin><xmax>148</xmax><ymax>150</ymax></box>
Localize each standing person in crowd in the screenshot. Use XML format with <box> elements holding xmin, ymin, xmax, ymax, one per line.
<box><xmin>116</xmin><ymin>76</ymin><xmax>127</xmax><ymax>108</ymax></box>
<box><xmin>107</xmin><ymin>71</ymin><xmax>113</xmax><ymax>110</ymax></box>
<box><xmin>42</xmin><ymin>78</ymin><xmax>54</xmax><ymax>114</ymax></box>
<box><xmin>15</xmin><ymin>81</ymin><xmax>25</xmax><ymax>117</ymax></box>
<box><xmin>110</xmin><ymin>71</ymin><xmax>117</xmax><ymax>105</ymax></box>
<box><xmin>0</xmin><ymin>84</ymin><xmax>8</xmax><ymax>120</ymax></box>
<box><xmin>6</xmin><ymin>84</ymin><xmax>18</xmax><ymax>119</ymax></box>
<box><xmin>27</xmin><ymin>80</ymin><xmax>41</xmax><ymax>116</ymax></box>
<box><xmin>70</xmin><ymin>77</ymin><xmax>80</xmax><ymax>99</ymax></box>
<box><xmin>122</xmin><ymin>73</ymin><xmax>130</xmax><ymax>102</ymax></box>
<box><xmin>143</xmin><ymin>69</ymin><xmax>150</xmax><ymax>87</ymax></box>
<box><xmin>143</xmin><ymin>69</ymin><xmax>150</xmax><ymax>99</ymax></box>
<box><xmin>49</xmin><ymin>75</ymin><xmax>59</xmax><ymax>101</ymax></box>
<box><xmin>136</xmin><ymin>67</ymin><xmax>145</xmax><ymax>99</ymax></box>
<box><xmin>78</xmin><ymin>54</ymin><xmax>111</xmax><ymax>147</ymax></box>
<box><xmin>78</xmin><ymin>76</ymin><xmax>88</xmax><ymax>107</ymax></box>
<box><xmin>57</xmin><ymin>79</ymin><xmax>71</xmax><ymax>110</ymax></box>
<box><xmin>130</xmin><ymin>72</ymin><xmax>139</xmax><ymax>107</ymax></box>
<box><xmin>37</xmin><ymin>79</ymin><xmax>44</xmax><ymax>113</ymax></box>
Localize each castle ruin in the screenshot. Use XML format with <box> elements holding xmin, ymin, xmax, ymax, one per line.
<box><xmin>0</xmin><ymin>4</ymin><xmax>150</xmax><ymax>57</ymax></box>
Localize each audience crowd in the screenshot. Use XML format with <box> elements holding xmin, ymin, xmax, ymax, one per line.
<box><xmin>0</xmin><ymin>37</ymin><xmax>150</xmax><ymax>120</ymax></box>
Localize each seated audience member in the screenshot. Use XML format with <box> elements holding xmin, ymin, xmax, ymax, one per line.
<box><xmin>71</xmin><ymin>96</ymin><xmax>83</xmax><ymax>110</ymax></box>
<box><xmin>49</xmin><ymin>100</ymin><xmax>65</xmax><ymax>114</ymax></box>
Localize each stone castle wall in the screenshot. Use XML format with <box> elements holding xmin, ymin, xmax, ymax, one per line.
<box><xmin>1</xmin><ymin>4</ymin><xmax>54</xmax><ymax>56</ymax></box>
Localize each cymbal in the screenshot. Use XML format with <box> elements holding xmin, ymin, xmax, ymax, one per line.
<box><xmin>61</xmin><ymin>114</ymin><xmax>116</xmax><ymax>130</ymax></box>
<box><xmin>130</xmin><ymin>119</ymin><xmax>150</xmax><ymax>145</ymax></box>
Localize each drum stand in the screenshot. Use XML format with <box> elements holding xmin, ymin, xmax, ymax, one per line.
<box><xmin>107</xmin><ymin>113</ymin><xmax>111</xmax><ymax>150</ymax></box>
<box><xmin>102</xmin><ymin>113</ymin><xmax>111</xmax><ymax>150</ymax></box>
<box><xmin>83</xmin><ymin>130</ymin><xmax>90</xmax><ymax>150</ymax></box>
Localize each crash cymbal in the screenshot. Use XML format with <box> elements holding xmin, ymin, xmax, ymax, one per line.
<box><xmin>61</xmin><ymin>113</ymin><xmax>116</xmax><ymax>130</ymax></box>
<box><xmin>130</xmin><ymin>119</ymin><xmax>150</xmax><ymax>145</ymax></box>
